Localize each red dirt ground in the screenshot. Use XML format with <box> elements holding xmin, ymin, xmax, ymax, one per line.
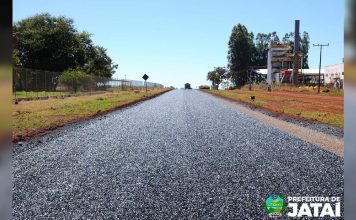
<box><xmin>265</xmin><ymin>91</ymin><xmax>343</xmax><ymax>114</ymax></box>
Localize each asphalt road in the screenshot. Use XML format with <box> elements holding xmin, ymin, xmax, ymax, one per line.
<box><xmin>13</xmin><ymin>89</ymin><xmax>343</xmax><ymax>219</ymax></box>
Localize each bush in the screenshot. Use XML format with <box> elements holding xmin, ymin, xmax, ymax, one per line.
<box><xmin>58</xmin><ymin>69</ymin><xmax>88</xmax><ymax>93</ymax></box>
<box><xmin>199</xmin><ymin>85</ymin><xmax>210</xmax><ymax>89</ymax></box>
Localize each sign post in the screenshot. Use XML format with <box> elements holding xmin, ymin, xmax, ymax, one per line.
<box><xmin>142</xmin><ymin>74</ymin><xmax>149</xmax><ymax>94</ymax></box>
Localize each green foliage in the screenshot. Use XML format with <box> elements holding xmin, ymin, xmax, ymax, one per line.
<box><xmin>253</xmin><ymin>33</ymin><xmax>272</xmax><ymax>66</ymax></box>
<box><xmin>12</xmin><ymin>49</ymin><xmax>21</xmax><ymax>67</ymax></box>
<box><xmin>199</xmin><ymin>85</ymin><xmax>210</xmax><ymax>89</ymax></box>
<box><xmin>301</xmin><ymin>31</ymin><xmax>310</xmax><ymax>69</ymax></box>
<box><xmin>227</xmin><ymin>24</ymin><xmax>254</xmax><ymax>88</ymax></box>
<box><xmin>13</xmin><ymin>13</ymin><xmax>82</xmax><ymax>72</ymax></box>
<box><xmin>282</xmin><ymin>32</ymin><xmax>295</xmax><ymax>51</ymax></box>
<box><xmin>12</xmin><ymin>49</ymin><xmax>22</xmax><ymax>90</ymax></box>
<box><xmin>13</xmin><ymin>91</ymin><xmax>66</xmax><ymax>98</ymax></box>
<box><xmin>227</xmin><ymin>23</ymin><xmax>311</xmax><ymax>88</ymax></box>
<box><xmin>58</xmin><ymin>69</ymin><xmax>88</xmax><ymax>93</ymax></box>
<box><xmin>13</xmin><ymin>13</ymin><xmax>117</xmax><ymax>91</ymax></box>
<box><xmin>207</xmin><ymin>67</ymin><xmax>227</xmax><ymax>89</ymax></box>
<box><xmin>271</xmin><ymin>31</ymin><xmax>280</xmax><ymax>42</ymax></box>
<box><xmin>83</xmin><ymin>46</ymin><xmax>118</xmax><ymax>78</ymax></box>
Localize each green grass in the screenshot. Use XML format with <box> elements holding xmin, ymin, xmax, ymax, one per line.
<box><xmin>13</xmin><ymin>88</ymin><xmax>168</xmax><ymax>139</ymax></box>
<box><xmin>13</xmin><ymin>91</ymin><xmax>68</xmax><ymax>98</ymax></box>
<box><xmin>243</xmin><ymin>84</ymin><xmax>344</xmax><ymax>96</ymax></box>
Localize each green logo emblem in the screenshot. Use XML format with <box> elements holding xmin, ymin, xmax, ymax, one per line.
<box><xmin>265</xmin><ymin>194</ymin><xmax>286</xmax><ymax>217</ymax></box>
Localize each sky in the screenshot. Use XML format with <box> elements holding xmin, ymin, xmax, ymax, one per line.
<box><xmin>13</xmin><ymin>0</ymin><xmax>344</xmax><ymax>88</ymax></box>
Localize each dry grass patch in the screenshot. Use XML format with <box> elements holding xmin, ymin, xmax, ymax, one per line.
<box><xmin>13</xmin><ymin>88</ymin><xmax>169</xmax><ymax>140</ymax></box>
<box><xmin>204</xmin><ymin>88</ymin><xmax>344</xmax><ymax>128</ymax></box>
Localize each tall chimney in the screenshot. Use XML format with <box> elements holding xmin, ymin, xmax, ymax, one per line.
<box><xmin>294</xmin><ymin>20</ymin><xmax>300</xmax><ymax>53</ymax></box>
<box><xmin>292</xmin><ymin>20</ymin><xmax>300</xmax><ymax>84</ymax></box>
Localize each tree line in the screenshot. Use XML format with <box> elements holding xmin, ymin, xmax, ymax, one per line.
<box><xmin>207</xmin><ymin>23</ymin><xmax>310</xmax><ymax>88</ymax></box>
<box><xmin>13</xmin><ymin>13</ymin><xmax>117</xmax><ymax>91</ymax></box>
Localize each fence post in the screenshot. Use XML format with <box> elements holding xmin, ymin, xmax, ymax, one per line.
<box><xmin>36</xmin><ymin>71</ymin><xmax>38</xmax><ymax>98</ymax></box>
<box><xmin>25</xmin><ymin>69</ymin><xmax>27</xmax><ymax>97</ymax></box>
<box><xmin>44</xmin><ymin>71</ymin><xmax>46</xmax><ymax>97</ymax></box>
<box><xmin>89</xmin><ymin>74</ymin><xmax>91</xmax><ymax>94</ymax></box>
<box><xmin>13</xmin><ymin>68</ymin><xmax>16</xmax><ymax>101</ymax></box>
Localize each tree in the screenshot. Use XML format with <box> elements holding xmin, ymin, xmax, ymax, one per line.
<box><xmin>282</xmin><ymin>32</ymin><xmax>294</xmax><ymax>51</ymax></box>
<box><xmin>13</xmin><ymin>49</ymin><xmax>22</xmax><ymax>91</ymax></box>
<box><xmin>271</xmin><ymin>31</ymin><xmax>280</xmax><ymax>42</ymax></box>
<box><xmin>58</xmin><ymin>69</ymin><xmax>88</xmax><ymax>93</ymax></box>
<box><xmin>227</xmin><ymin>24</ymin><xmax>254</xmax><ymax>87</ymax></box>
<box><xmin>207</xmin><ymin>67</ymin><xmax>227</xmax><ymax>89</ymax></box>
<box><xmin>253</xmin><ymin>33</ymin><xmax>272</xmax><ymax>66</ymax></box>
<box><xmin>13</xmin><ymin>14</ymin><xmax>84</xmax><ymax>72</ymax></box>
<box><xmin>300</xmin><ymin>31</ymin><xmax>310</xmax><ymax>69</ymax></box>
<box><xmin>13</xmin><ymin>13</ymin><xmax>117</xmax><ymax>91</ymax></box>
<box><xmin>84</xmin><ymin>46</ymin><xmax>118</xmax><ymax>78</ymax></box>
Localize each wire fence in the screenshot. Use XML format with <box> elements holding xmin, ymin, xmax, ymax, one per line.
<box><xmin>107</xmin><ymin>79</ymin><xmax>164</xmax><ymax>91</ymax></box>
<box><xmin>13</xmin><ymin>67</ymin><xmax>164</xmax><ymax>99</ymax></box>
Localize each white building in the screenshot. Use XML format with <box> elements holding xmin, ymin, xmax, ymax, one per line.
<box><xmin>255</xmin><ymin>69</ymin><xmax>268</xmax><ymax>75</ymax></box>
<box><xmin>257</xmin><ymin>68</ymin><xmax>324</xmax><ymax>84</ymax></box>
<box><xmin>324</xmin><ymin>63</ymin><xmax>344</xmax><ymax>84</ymax></box>
<box><xmin>300</xmin><ymin>68</ymin><xmax>325</xmax><ymax>75</ymax></box>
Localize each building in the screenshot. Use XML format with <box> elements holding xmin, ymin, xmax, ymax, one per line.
<box><xmin>294</xmin><ymin>68</ymin><xmax>325</xmax><ymax>85</ymax></box>
<box><xmin>324</xmin><ymin>63</ymin><xmax>344</xmax><ymax>84</ymax></box>
<box><xmin>255</xmin><ymin>68</ymin><xmax>324</xmax><ymax>85</ymax></box>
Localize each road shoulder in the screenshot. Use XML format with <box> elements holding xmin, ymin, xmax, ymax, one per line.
<box><xmin>13</xmin><ymin>89</ymin><xmax>171</xmax><ymax>143</ymax></box>
<box><xmin>201</xmin><ymin>90</ymin><xmax>344</xmax><ymax>157</ymax></box>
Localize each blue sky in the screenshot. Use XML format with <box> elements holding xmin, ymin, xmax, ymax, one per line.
<box><xmin>14</xmin><ymin>0</ymin><xmax>344</xmax><ymax>88</ymax></box>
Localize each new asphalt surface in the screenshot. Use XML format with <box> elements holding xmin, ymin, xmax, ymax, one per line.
<box><xmin>13</xmin><ymin>89</ymin><xmax>343</xmax><ymax>219</ymax></box>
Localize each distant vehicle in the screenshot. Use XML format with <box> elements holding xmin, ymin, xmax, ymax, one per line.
<box><xmin>184</xmin><ymin>83</ymin><xmax>191</xmax><ymax>89</ymax></box>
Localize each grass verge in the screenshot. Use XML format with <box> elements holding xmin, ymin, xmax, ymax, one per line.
<box><xmin>203</xmin><ymin>88</ymin><xmax>344</xmax><ymax>128</ymax></box>
<box><xmin>13</xmin><ymin>88</ymin><xmax>170</xmax><ymax>141</ymax></box>
<box><xmin>14</xmin><ymin>91</ymin><xmax>67</xmax><ymax>98</ymax></box>
<box><xmin>244</xmin><ymin>84</ymin><xmax>344</xmax><ymax>96</ymax></box>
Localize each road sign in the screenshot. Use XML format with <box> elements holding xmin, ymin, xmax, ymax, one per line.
<box><xmin>142</xmin><ymin>74</ymin><xmax>149</xmax><ymax>81</ymax></box>
<box><xmin>142</xmin><ymin>74</ymin><xmax>149</xmax><ymax>94</ymax></box>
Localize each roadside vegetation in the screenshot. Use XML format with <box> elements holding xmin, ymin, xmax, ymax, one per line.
<box><xmin>13</xmin><ymin>13</ymin><xmax>117</xmax><ymax>94</ymax></box>
<box><xmin>13</xmin><ymin>88</ymin><xmax>169</xmax><ymax>141</ymax></box>
<box><xmin>246</xmin><ymin>84</ymin><xmax>343</xmax><ymax>96</ymax></box>
<box><xmin>12</xmin><ymin>13</ymin><xmax>169</xmax><ymax>142</ymax></box>
<box><xmin>203</xmin><ymin>86</ymin><xmax>343</xmax><ymax>128</ymax></box>
<box><xmin>14</xmin><ymin>91</ymin><xmax>66</xmax><ymax>98</ymax></box>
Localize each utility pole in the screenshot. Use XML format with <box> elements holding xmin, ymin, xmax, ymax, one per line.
<box><xmin>313</xmin><ymin>43</ymin><xmax>329</xmax><ymax>93</ymax></box>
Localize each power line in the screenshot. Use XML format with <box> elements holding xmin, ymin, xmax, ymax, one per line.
<box><xmin>313</xmin><ymin>43</ymin><xmax>329</xmax><ymax>93</ymax></box>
